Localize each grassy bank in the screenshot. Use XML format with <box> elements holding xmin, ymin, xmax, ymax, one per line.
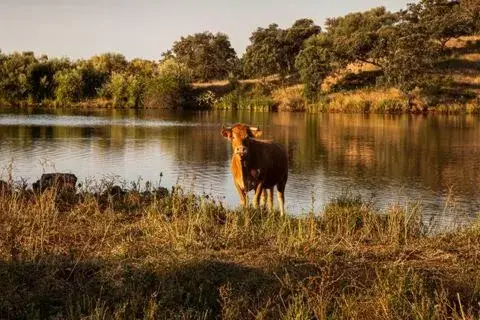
<box><xmin>192</xmin><ymin>36</ymin><xmax>480</xmax><ymax>114</ymax></box>
<box><xmin>1</xmin><ymin>182</ymin><xmax>480</xmax><ymax>319</ymax></box>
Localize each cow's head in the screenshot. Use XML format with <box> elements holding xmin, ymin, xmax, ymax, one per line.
<box><xmin>221</xmin><ymin>123</ymin><xmax>263</xmax><ymax>160</ymax></box>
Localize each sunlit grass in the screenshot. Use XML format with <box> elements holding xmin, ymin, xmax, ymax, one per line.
<box><xmin>0</xmin><ymin>179</ymin><xmax>479</xmax><ymax>319</ymax></box>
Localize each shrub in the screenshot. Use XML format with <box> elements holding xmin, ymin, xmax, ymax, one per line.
<box><xmin>195</xmin><ymin>90</ymin><xmax>218</xmax><ymax>109</ymax></box>
<box><xmin>102</xmin><ymin>73</ymin><xmax>145</xmax><ymax>108</ymax></box>
<box><xmin>141</xmin><ymin>59</ymin><xmax>194</xmax><ymax>109</ymax></box>
<box><xmin>143</xmin><ymin>74</ymin><xmax>194</xmax><ymax>109</ymax></box>
<box><xmin>54</xmin><ymin>68</ymin><xmax>83</xmax><ymax>103</ymax></box>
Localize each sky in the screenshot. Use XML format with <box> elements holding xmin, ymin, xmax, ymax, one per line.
<box><xmin>0</xmin><ymin>0</ymin><xmax>412</xmax><ymax>61</ymax></box>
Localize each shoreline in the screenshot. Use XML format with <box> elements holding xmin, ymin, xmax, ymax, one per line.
<box><xmin>2</xmin><ymin>96</ymin><xmax>480</xmax><ymax>115</ymax></box>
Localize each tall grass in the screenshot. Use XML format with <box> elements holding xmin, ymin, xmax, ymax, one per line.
<box><xmin>0</xmin><ymin>182</ymin><xmax>479</xmax><ymax>319</ymax></box>
<box><xmin>213</xmin><ymin>84</ymin><xmax>277</xmax><ymax>111</ymax></box>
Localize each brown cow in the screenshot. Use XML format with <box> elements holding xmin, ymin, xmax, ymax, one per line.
<box><xmin>221</xmin><ymin>123</ymin><xmax>288</xmax><ymax>215</ymax></box>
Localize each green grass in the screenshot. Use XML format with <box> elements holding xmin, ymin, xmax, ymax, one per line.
<box><xmin>0</xmin><ymin>183</ymin><xmax>480</xmax><ymax>319</ymax></box>
<box><xmin>213</xmin><ymin>90</ymin><xmax>277</xmax><ymax>111</ymax></box>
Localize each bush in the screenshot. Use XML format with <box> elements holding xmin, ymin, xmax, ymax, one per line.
<box><xmin>213</xmin><ymin>88</ymin><xmax>276</xmax><ymax>111</ymax></box>
<box><xmin>139</xmin><ymin>59</ymin><xmax>194</xmax><ymax>109</ymax></box>
<box><xmin>106</xmin><ymin>73</ymin><xmax>128</xmax><ymax>107</ymax></box>
<box><xmin>272</xmin><ymin>86</ymin><xmax>307</xmax><ymax>111</ymax></box>
<box><xmin>102</xmin><ymin>73</ymin><xmax>145</xmax><ymax>108</ymax></box>
<box><xmin>143</xmin><ymin>74</ymin><xmax>194</xmax><ymax>109</ymax></box>
<box><xmin>195</xmin><ymin>90</ymin><xmax>218</xmax><ymax>109</ymax></box>
<box><xmin>54</xmin><ymin>68</ymin><xmax>83</xmax><ymax>103</ymax></box>
<box><xmin>79</xmin><ymin>64</ymin><xmax>108</xmax><ymax>99</ymax></box>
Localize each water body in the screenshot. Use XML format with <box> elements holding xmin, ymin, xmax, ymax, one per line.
<box><xmin>1</xmin><ymin>108</ymin><xmax>479</xmax><ymax>227</ymax></box>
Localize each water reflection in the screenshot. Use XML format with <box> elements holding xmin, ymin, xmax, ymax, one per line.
<box><xmin>0</xmin><ymin>108</ymin><xmax>479</xmax><ymax>225</ymax></box>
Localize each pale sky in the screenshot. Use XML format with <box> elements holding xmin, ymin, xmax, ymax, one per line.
<box><xmin>0</xmin><ymin>0</ymin><xmax>412</xmax><ymax>61</ymax></box>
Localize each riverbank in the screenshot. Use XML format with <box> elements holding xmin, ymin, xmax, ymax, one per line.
<box><xmin>3</xmin><ymin>37</ymin><xmax>480</xmax><ymax>115</ymax></box>
<box><xmin>4</xmin><ymin>80</ymin><xmax>479</xmax><ymax>115</ymax></box>
<box><xmin>194</xmin><ymin>36</ymin><xmax>480</xmax><ymax>114</ymax></box>
<box><xmin>1</xmin><ymin>180</ymin><xmax>479</xmax><ymax>319</ymax></box>
<box><xmin>4</xmin><ymin>83</ymin><xmax>480</xmax><ymax>115</ymax></box>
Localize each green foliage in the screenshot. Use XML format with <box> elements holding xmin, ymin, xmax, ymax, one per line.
<box><xmin>284</xmin><ymin>19</ymin><xmax>322</xmax><ymax>65</ymax></box>
<box><xmin>78</xmin><ymin>63</ymin><xmax>108</xmax><ymax>99</ymax></box>
<box><xmin>213</xmin><ymin>86</ymin><xmax>276</xmax><ymax>111</ymax></box>
<box><xmin>376</xmin><ymin>23</ymin><xmax>437</xmax><ymax>91</ymax></box>
<box><xmin>243</xmin><ymin>23</ymin><xmax>286</xmax><ymax>78</ymax></box>
<box><xmin>243</xmin><ymin>19</ymin><xmax>321</xmax><ymax>78</ymax></box>
<box><xmin>54</xmin><ymin>68</ymin><xmax>83</xmax><ymax>103</ymax></box>
<box><xmin>195</xmin><ymin>90</ymin><xmax>218</xmax><ymax>108</ymax></box>
<box><xmin>0</xmin><ymin>52</ymin><xmax>36</xmax><ymax>101</ymax></box>
<box><xmin>323</xmin><ymin>7</ymin><xmax>399</xmax><ymax>68</ymax></box>
<box><xmin>143</xmin><ymin>59</ymin><xmax>194</xmax><ymax>108</ymax></box>
<box><xmin>0</xmin><ymin>1</ymin><xmax>478</xmax><ymax>110</ymax></box>
<box><xmin>461</xmin><ymin>0</ymin><xmax>480</xmax><ymax>33</ymax></box>
<box><xmin>27</xmin><ymin>58</ymin><xmax>70</xmax><ymax>102</ymax></box>
<box><xmin>319</xmin><ymin>7</ymin><xmax>438</xmax><ymax>92</ymax></box>
<box><xmin>295</xmin><ymin>35</ymin><xmax>332</xmax><ymax>100</ymax></box>
<box><xmin>105</xmin><ymin>73</ymin><xmax>129</xmax><ymax>107</ymax></box>
<box><xmin>103</xmin><ymin>73</ymin><xmax>145</xmax><ymax>108</ymax></box>
<box><xmin>403</xmin><ymin>0</ymin><xmax>476</xmax><ymax>49</ymax></box>
<box><xmin>127</xmin><ymin>58</ymin><xmax>156</xmax><ymax>77</ymax></box>
<box><xmin>172</xmin><ymin>32</ymin><xmax>237</xmax><ymax>81</ymax></box>
<box><xmin>89</xmin><ymin>53</ymin><xmax>127</xmax><ymax>74</ymax></box>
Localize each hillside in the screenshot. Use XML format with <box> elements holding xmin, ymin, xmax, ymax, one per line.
<box><xmin>194</xmin><ymin>36</ymin><xmax>480</xmax><ymax>114</ymax></box>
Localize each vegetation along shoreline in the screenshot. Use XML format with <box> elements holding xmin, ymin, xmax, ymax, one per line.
<box><xmin>1</xmin><ymin>0</ymin><xmax>479</xmax><ymax>114</ymax></box>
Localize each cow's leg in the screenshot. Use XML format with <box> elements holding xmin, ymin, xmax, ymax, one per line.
<box><xmin>266</xmin><ymin>188</ymin><xmax>274</xmax><ymax>212</ymax></box>
<box><xmin>260</xmin><ymin>189</ymin><xmax>267</xmax><ymax>208</ymax></box>
<box><xmin>234</xmin><ymin>182</ymin><xmax>247</xmax><ymax>207</ymax></box>
<box><xmin>277</xmin><ymin>178</ymin><xmax>287</xmax><ymax>216</ymax></box>
<box><xmin>252</xmin><ymin>182</ymin><xmax>264</xmax><ymax>209</ymax></box>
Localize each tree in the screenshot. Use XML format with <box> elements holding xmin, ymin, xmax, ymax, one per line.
<box><xmin>127</xmin><ymin>58</ymin><xmax>157</xmax><ymax>77</ymax></box>
<box><xmin>460</xmin><ymin>0</ymin><xmax>480</xmax><ymax>32</ymax></box>
<box><xmin>27</xmin><ymin>58</ymin><xmax>70</xmax><ymax>102</ymax></box>
<box><xmin>77</xmin><ymin>61</ymin><xmax>108</xmax><ymax>99</ymax></box>
<box><xmin>403</xmin><ymin>0</ymin><xmax>474</xmax><ymax>50</ymax></box>
<box><xmin>89</xmin><ymin>53</ymin><xmax>128</xmax><ymax>74</ymax></box>
<box><xmin>317</xmin><ymin>7</ymin><xmax>438</xmax><ymax>92</ymax></box>
<box><xmin>143</xmin><ymin>58</ymin><xmax>194</xmax><ymax>108</ymax></box>
<box><xmin>295</xmin><ymin>35</ymin><xmax>332</xmax><ymax>100</ymax></box>
<box><xmin>54</xmin><ymin>68</ymin><xmax>83</xmax><ymax>103</ymax></box>
<box><xmin>243</xmin><ymin>20</ymin><xmax>321</xmax><ymax>79</ymax></box>
<box><xmin>323</xmin><ymin>7</ymin><xmax>399</xmax><ymax>68</ymax></box>
<box><xmin>104</xmin><ymin>72</ymin><xmax>145</xmax><ymax>108</ymax></box>
<box><xmin>0</xmin><ymin>52</ymin><xmax>37</xmax><ymax>101</ymax></box>
<box><xmin>374</xmin><ymin>23</ymin><xmax>437</xmax><ymax>91</ymax></box>
<box><xmin>243</xmin><ymin>24</ymin><xmax>286</xmax><ymax>78</ymax></box>
<box><xmin>284</xmin><ymin>19</ymin><xmax>321</xmax><ymax>73</ymax></box>
<box><xmin>172</xmin><ymin>32</ymin><xmax>237</xmax><ymax>81</ymax></box>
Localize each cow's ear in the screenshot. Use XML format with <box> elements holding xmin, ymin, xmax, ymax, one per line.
<box><xmin>250</xmin><ymin>127</ymin><xmax>263</xmax><ymax>138</ymax></box>
<box><xmin>221</xmin><ymin>127</ymin><xmax>232</xmax><ymax>140</ymax></box>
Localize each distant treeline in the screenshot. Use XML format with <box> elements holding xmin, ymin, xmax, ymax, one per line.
<box><xmin>0</xmin><ymin>0</ymin><xmax>479</xmax><ymax>108</ymax></box>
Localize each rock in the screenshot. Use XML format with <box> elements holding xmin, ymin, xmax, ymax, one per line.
<box><xmin>33</xmin><ymin>173</ymin><xmax>77</xmax><ymax>193</ymax></box>
<box><xmin>155</xmin><ymin>187</ymin><xmax>169</xmax><ymax>198</ymax></box>
<box><xmin>106</xmin><ymin>185</ymin><xmax>125</xmax><ymax>197</ymax></box>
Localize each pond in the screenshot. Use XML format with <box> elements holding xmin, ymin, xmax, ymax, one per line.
<box><xmin>1</xmin><ymin>108</ymin><xmax>479</xmax><ymax>227</ymax></box>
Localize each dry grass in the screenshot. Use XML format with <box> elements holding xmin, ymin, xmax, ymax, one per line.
<box><xmin>190</xmin><ymin>36</ymin><xmax>480</xmax><ymax>114</ymax></box>
<box><xmin>445</xmin><ymin>35</ymin><xmax>480</xmax><ymax>49</ymax></box>
<box><xmin>193</xmin><ymin>75</ymin><xmax>281</xmax><ymax>88</ymax></box>
<box><xmin>271</xmin><ymin>85</ymin><xmax>307</xmax><ymax>111</ymax></box>
<box><xmin>322</xmin><ymin>62</ymin><xmax>379</xmax><ymax>92</ymax></box>
<box><xmin>0</xmin><ymin>182</ymin><xmax>480</xmax><ymax>319</ymax></box>
<box><xmin>324</xmin><ymin>88</ymin><xmax>409</xmax><ymax>113</ymax></box>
